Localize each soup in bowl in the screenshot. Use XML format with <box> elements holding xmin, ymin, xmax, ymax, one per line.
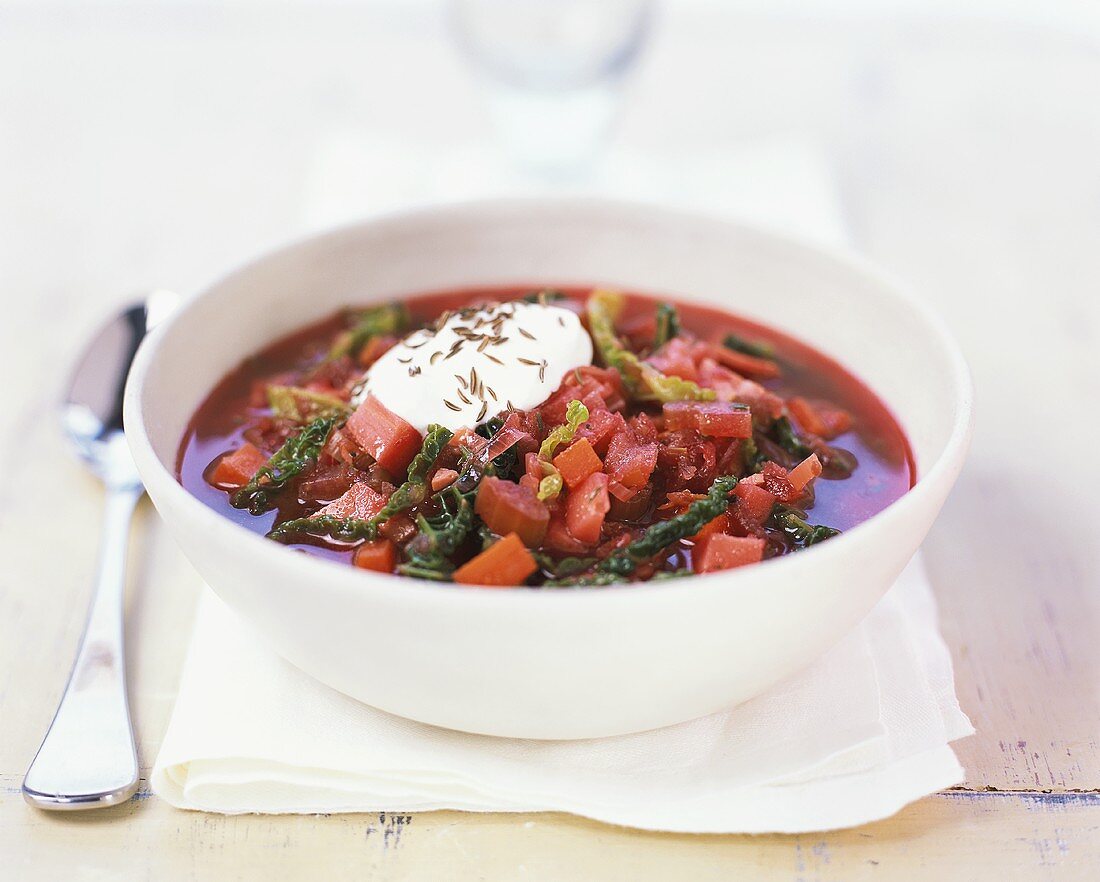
<box><xmin>125</xmin><ymin>200</ymin><xmax>971</xmax><ymax>738</ymax></box>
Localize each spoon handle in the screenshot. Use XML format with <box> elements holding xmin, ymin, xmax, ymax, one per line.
<box><xmin>23</xmin><ymin>484</ymin><xmax>143</xmax><ymax>810</ymax></box>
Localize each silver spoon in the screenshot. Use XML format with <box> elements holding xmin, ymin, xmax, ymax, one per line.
<box><xmin>23</xmin><ymin>290</ymin><xmax>178</xmax><ymax>811</ymax></box>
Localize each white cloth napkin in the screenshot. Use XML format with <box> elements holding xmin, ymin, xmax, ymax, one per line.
<box><xmin>152</xmin><ymin>560</ymin><xmax>970</xmax><ymax>832</ymax></box>
<box><xmin>151</xmin><ymin>134</ymin><xmax>972</xmax><ymax>832</ymax></box>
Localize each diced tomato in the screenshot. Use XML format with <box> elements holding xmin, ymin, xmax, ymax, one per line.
<box><xmin>693</xmin><ymin>534</ymin><xmax>766</xmax><ymax>574</ymax></box>
<box><xmin>732</xmin><ymin>482</ymin><xmax>777</xmax><ymax>533</ymax></box>
<box><xmin>662</xmin><ymin>401</ymin><xmax>753</xmax><ymax>438</ymax></box>
<box><xmin>475</xmin><ymin>477</ymin><xmax>549</xmax><ymax>548</ymax></box>
<box><xmin>604</xmin><ymin>431</ymin><xmax>658</xmax><ymax>499</ymax></box>
<box><xmin>787</xmin><ymin>453</ymin><xmax>823</xmax><ymax>492</ymax></box>
<box><xmin>565</xmin><ymin>472</ymin><xmax>610</xmax><ymax>545</ymax></box>
<box><xmin>553</xmin><ymin>438</ymin><xmax>603</xmax><ymax>489</ymax></box>
<box><xmin>313</xmin><ymin>482</ymin><xmax>388</xmax><ymax>520</ymax></box>
<box><xmin>209</xmin><ymin>443</ymin><xmax>267</xmax><ymax>489</ymax></box>
<box><xmin>788</xmin><ymin>397</ymin><xmax>853</xmax><ymax>440</ymax></box>
<box><xmin>453</xmin><ymin>533</ymin><xmax>538</xmax><ymax>587</ymax></box>
<box><xmin>701</xmin><ymin>343</ymin><xmax>781</xmax><ymax>379</ymax></box>
<box><xmin>431</xmin><ymin>468</ymin><xmax>458</xmax><ymax>492</ymax></box>
<box><xmin>345</xmin><ymin>394</ymin><xmax>422</xmax><ymax>475</ymax></box>
<box><xmin>353</xmin><ymin>539</ymin><xmax>396</xmax><ymax>573</ymax></box>
<box><xmin>576</xmin><ymin>409</ymin><xmax>628</xmax><ymax>455</ymax></box>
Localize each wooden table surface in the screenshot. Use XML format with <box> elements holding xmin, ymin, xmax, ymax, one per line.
<box><xmin>2</xmin><ymin>4</ymin><xmax>1098</xmax><ymax>878</ymax></box>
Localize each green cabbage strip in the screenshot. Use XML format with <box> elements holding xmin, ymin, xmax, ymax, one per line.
<box><xmin>598</xmin><ymin>475</ymin><xmax>739</xmax><ymax>576</ymax></box>
<box><xmin>269</xmin><ymin>515</ymin><xmax>378</xmax><ymax>543</ymax></box>
<box><xmin>586</xmin><ymin>289</ymin><xmax>715</xmax><ymax>403</ymax></box>
<box><xmin>769</xmin><ymin>504</ymin><xmax>841</xmax><ymax>549</ymax></box>
<box><xmin>268</xmin><ymin>424</ymin><xmax>453</xmax><ymax>544</ymax></box>
<box><xmin>536</xmin><ymin>400</ymin><xmax>588</xmax><ymax>501</ymax></box>
<box><xmin>532</xmin><ymin>552</ymin><xmax>597</xmax><ymax>580</ymax></box>
<box><xmin>653</xmin><ymin>302</ymin><xmax>681</xmax><ymax>348</ymax></box>
<box><xmin>232</xmin><ymin>416</ymin><xmax>339</xmax><ymax>515</ymax></box>
<box><xmin>771</xmin><ymin>416</ymin><xmax>814</xmax><ymax>459</ymax></box>
<box><xmin>266</xmin><ymin>385</ymin><xmax>351</xmax><ymax>423</ymax></box>
<box><xmin>371</xmin><ymin>424</ymin><xmax>453</xmax><ymax>522</ymax></box>
<box><xmin>399</xmin><ymin>485</ymin><xmax>475</xmax><ymax>580</ymax></box>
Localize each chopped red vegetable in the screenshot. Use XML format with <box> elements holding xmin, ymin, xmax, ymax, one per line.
<box><xmin>186</xmin><ymin>288</ymin><xmax>910</xmax><ymax>585</ymax></box>
<box><xmin>787</xmin><ymin>453</ymin><xmax>823</xmax><ymax>493</ymax></box>
<box><xmin>313</xmin><ymin>482</ymin><xmax>388</xmax><ymax>520</ymax></box>
<box><xmin>604</xmin><ymin>431</ymin><xmax>658</xmax><ymax>500</ymax></box>
<box><xmin>566</xmin><ymin>471</ymin><xmax>611</xmax><ymax>544</ymax></box>
<box><xmin>431</xmin><ymin>468</ymin><xmax>459</xmax><ymax>492</ymax></box>
<box><xmin>475</xmin><ymin>476</ymin><xmax>549</xmax><ymax>548</ymax></box>
<box><xmin>760</xmin><ymin>462</ymin><xmax>801</xmax><ymax>504</ymax></box>
<box><xmin>647</xmin><ymin>338</ymin><xmax>700</xmax><ymax>382</ymax></box>
<box><xmin>353</xmin><ymin>539</ymin><xmax>397</xmax><ymax>572</ymax></box>
<box><xmin>693</xmin><ymin>534</ymin><xmax>765</xmax><ymax>573</ymax></box>
<box><xmin>453</xmin><ymin>533</ymin><xmax>538</xmax><ymax>586</ymax></box>
<box><xmin>544</xmin><ymin>514</ymin><xmax>592</xmax><ymax>555</ymax></box>
<box><xmin>209</xmin><ymin>443</ymin><xmax>268</xmax><ymax>489</ymax></box>
<box><xmin>662</xmin><ymin>401</ymin><xmax>753</xmax><ymax>438</ymax></box>
<box><xmin>345</xmin><ymin>394</ymin><xmax>422</xmax><ymax>476</ymax></box>
<box><xmin>575</xmin><ymin>408</ymin><xmax>627</xmax><ymax>455</ymax></box>
<box><xmin>297</xmin><ymin>463</ymin><xmax>358</xmax><ymax>504</ymax></box>
<box><xmin>553</xmin><ymin>438</ymin><xmax>603</xmax><ymax>489</ymax></box>
<box><xmin>732</xmin><ymin>483</ymin><xmax>777</xmax><ymax>533</ymax></box>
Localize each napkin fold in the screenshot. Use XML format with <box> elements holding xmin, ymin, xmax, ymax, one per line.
<box><xmin>151</xmin><ymin>133</ymin><xmax>971</xmax><ymax>831</ymax></box>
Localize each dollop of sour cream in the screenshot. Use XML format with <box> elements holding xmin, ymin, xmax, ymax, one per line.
<box><xmin>356</xmin><ymin>301</ymin><xmax>593</xmax><ymax>433</ymax></box>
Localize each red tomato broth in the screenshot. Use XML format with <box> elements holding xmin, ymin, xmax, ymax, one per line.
<box><xmin>177</xmin><ymin>286</ymin><xmax>915</xmax><ymax>579</ymax></box>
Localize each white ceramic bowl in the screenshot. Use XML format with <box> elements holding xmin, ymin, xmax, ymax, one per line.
<box><xmin>125</xmin><ymin>200</ymin><xmax>971</xmax><ymax>739</ymax></box>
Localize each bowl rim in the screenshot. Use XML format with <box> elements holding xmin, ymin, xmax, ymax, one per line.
<box><xmin>124</xmin><ymin>196</ymin><xmax>973</xmax><ymax>603</ymax></box>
